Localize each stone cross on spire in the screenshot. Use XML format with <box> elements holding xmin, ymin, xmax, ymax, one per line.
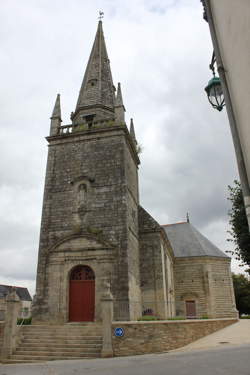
<box><xmin>72</xmin><ymin>20</ymin><xmax>115</xmax><ymax>124</ymax></box>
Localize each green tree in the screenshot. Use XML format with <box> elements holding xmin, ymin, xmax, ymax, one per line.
<box><xmin>232</xmin><ymin>273</ymin><xmax>250</xmax><ymax>316</ymax></box>
<box><xmin>227</xmin><ymin>180</ymin><xmax>250</xmax><ymax>273</ymax></box>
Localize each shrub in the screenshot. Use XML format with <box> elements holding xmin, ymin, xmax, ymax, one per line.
<box><xmin>138</xmin><ymin>315</ymin><xmax>159</xmax><ymax>321</ymax></box>
<box><xmin>17</xmin><ymin>317</ymin><xmax>32</xmax><ymax>325</ymax></box>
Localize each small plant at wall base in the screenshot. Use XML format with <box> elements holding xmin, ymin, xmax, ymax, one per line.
<box><xmin>227</xmin><ymin>180</ymin><xmax>250</xmax><ymax>273</ymax></box>
<box><xmin>17</xmin><ymin>317</ymin><xmax>32</xmax><ymax>325</ymax></box>
<box><xmin>138</xmin><ymin>315</ymin><xmax>159</xmax><ymax>321</ymax></box>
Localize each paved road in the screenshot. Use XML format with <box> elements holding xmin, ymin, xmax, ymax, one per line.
<box><xmin>1</xmin><ymin>344</ymin><xmax>250</xmax><ymax>375</ymax></box>
<box><xmin>174</xmin><ymin>319</ymin><xmax>250</xmax><ymax>352</ymax></box>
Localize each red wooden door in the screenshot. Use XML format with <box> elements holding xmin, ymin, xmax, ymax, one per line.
<box><xmin>69</xmin><ymin>266</ymin><xmax>95</xmax><ymax>322</ymax></box>
<box><xmin>185</xmin><ymin>300</ymin><xmax>196</xmax><ymax>318</ymax></box>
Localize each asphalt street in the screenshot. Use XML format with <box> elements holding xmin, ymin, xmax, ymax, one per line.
<box><xmin>0</xmin><ymin>344</ymin><xmax>250</xmax><ymax>375</ymax></box>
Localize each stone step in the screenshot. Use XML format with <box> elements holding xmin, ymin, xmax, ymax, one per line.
<box><xmin>22</xmin><ymin>329</ymin><xmax>101</xmax><ymax>333</ymax></box>
<box><xmin>22</xmin><ymin>327</ymin><xmax>102</xmax><ymax>332</ymax></box>
<box><xmin>22</xmin><ymin>340</ymin><xmax>102</xmax><ymax>347</ymax></box>
<box><xmin>24</xmin><ymin>323</ymin><xmax>101</xmax><ymax>327</ymax></box>
<box><xmin>16</xmin><ymin>346</ymin><xmax>101</xmax><ymax>353</ymax></box>
<box><xmin>21</xmin><ymin>327</ymin><xmax>102</xmax><ymax>335</ymax></box>
<box><xmin>9</xmin><ymin>324</ymin><xmax>103</xmax><ymax>363</ymax></box>
<box><xmin>20</xmin><ymin>343</ymin><xmax>102</xmax><ymax>349</ymax></box>
<box><xmin>21</xmin><ymin>327</ymin><xmax>102</xmax><ymax>333</ymax></box>
<box><xmin>2</xmin><ymin>359</ymin><xmax>44</xmax><ymax>364</ymax></box>
<box><xmin>15</xmin><ymin>349</ymin><xmax>101</xmax><ymax>356</ymax></box>
<box><xmin>11</xmin><ymin>353</ymin><xmax>100</xmax><ymax>361</ymax></box>
<box><xmin>22</xmin><ymin>339</ymin><xmax>102</xmax><ymax>346</ymax></box>
<box><xmin>23</xmin><ymin>335</ymin><xmax>102</xmax><ymax>341</ymax></box>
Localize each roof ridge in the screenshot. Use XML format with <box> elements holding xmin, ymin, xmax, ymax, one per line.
<box><xmin>0</xmin><ymin>284</ymin><xmax>28</xmax><ymax>289</ymax></box>
<box><xmin>189</xmin><ymin>224</ymin><xmax>207</xmax><ymax>256</ymax></box>
<box><xmin>162</xmin><ymin>222</ymin><xmax>187</xmax><ymax>227</ymax></box>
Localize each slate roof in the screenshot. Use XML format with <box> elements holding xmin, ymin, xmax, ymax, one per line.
<box><xmin>162</xmin><ymin>222</ymin><xmax>228</xmax><ymax>258</ymax></box>
<box><xmin>0</xmin><ymin>285</ymin><xmax>32</xmax><ymax>301</ymax></box>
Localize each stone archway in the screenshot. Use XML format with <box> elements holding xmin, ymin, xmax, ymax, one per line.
<box><xmin>69</xmin><ymin>265</ymin><xmax>95</xmax><ymax>322</ymax></box>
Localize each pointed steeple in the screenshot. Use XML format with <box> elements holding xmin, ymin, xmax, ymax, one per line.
<box><xmin>50</xmin><ymin>94</ymin><xmax>62</xmax><ymax>136</ymax></box>
<box><xmin>72</xmin><ymin>21</ymin><xmax>115</xmax><ymax>124</ymax></box>
<box><xmin>130</xmin><ymin>118</ymin><xmax>137</xmax><ymax>145</ymax></box>
<box><xmin>115</xmin><ymin>82</ymin><xmax>126</xmax><ymax>124</ymax></box>
<box><xmin>115</xmin><ymin>82</ymin><xmax>125</xmax><ymax>107</ymax></box>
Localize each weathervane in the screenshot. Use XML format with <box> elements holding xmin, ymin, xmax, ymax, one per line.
<box><xmin>98</xmin><ymin>11</ymin><xmax>104</xmax><ymax>21</ymax></box>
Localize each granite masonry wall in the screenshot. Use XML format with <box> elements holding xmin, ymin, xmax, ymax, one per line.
<box><xmin>112</xmin><ymin>319</ymin><xmax>237</xmax><ymax>356</ymax></box>
<box><xmin>138</xmin><ymin>207</ymin><xmax>175</xmax><ymax>319</ymax></box>
<box><xmin>33</xmin><ymin>125</ymin><xmax>141</xmax><ymax>322</ymax></box>
<box><xmin>174</xmin><ymin>257</ymin><xmax>237</xmax><ymax>318</ymax></box>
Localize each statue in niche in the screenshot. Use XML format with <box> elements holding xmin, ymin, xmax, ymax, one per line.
<box><xmin>77</xmin><ymin>183</ymin><xmax>87</xmax><ymax>208</ymax></box>
<box><xmin>72</xmin><ymin>182</ymin><xmax>89</xmax><ymax>233</ymax></box>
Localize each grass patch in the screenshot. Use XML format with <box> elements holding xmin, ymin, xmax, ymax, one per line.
<box><xmin>167</xmin><ymin>317</ymin><xmax>186</xmax><ymax>320</ymax></box>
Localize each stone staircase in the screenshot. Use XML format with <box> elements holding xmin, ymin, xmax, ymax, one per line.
<box><xmin>6</xmin><ymin>323</ymin><xmax>103</xmax><ymax>363</ymax></box>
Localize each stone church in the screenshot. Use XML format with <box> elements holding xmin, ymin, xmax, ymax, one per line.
<box><xmin>32</xmin><ymin>21</ymin><xmax>237</xmax><ymax>323</ymax></box>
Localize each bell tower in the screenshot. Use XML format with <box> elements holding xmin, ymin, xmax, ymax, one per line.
<box><xmin>32</xmin><ymin>21</ymin><xmax>141</xmax><ymax>322</ymax></box>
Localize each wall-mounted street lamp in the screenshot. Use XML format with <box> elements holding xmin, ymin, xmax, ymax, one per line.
<box><xmin>205</xmin><ymin>52</ymin><xmax>225</xmax><ymax>111</ymax></box>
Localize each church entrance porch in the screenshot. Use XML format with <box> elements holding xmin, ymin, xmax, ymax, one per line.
<box><xmin>69</xmin><ymin>265</ymin><xmax>95</xmax><ymax>322</ymax></box>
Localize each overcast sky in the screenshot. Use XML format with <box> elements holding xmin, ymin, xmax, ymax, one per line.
<box><xmin>0</xmin><ymin>0</ymin><xmax>242</xmax><ymax>297</ymax></box>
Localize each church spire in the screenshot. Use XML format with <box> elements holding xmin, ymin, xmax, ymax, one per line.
<box><xmin>50</xmin><ymin>94</ymin><xmax>62</xmax><ymax>136</ymax></box>
<box><xmin>115</xmin><ymin>82</ymin><xmax>124</xmax><ymax>107</ymax></box>
<box><xmin>72</xmin><ymin>21</ymin><xmax>115</xmax><ymax>124</ymax></box>
<box><xmin>115</xmin><ymin>82</ymin><xmax>126</xmax><ymax>124</ymax></box>
<box><xmin>130</xmin><ymin>118</ymin><xmax>137</xmax><ymax>145</ymax></box>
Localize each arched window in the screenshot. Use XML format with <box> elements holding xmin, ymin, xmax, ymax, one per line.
<box><xmin>70</xmin><ymin>265</ymin><xmax>95</xmax><ymax>281</ymax></box>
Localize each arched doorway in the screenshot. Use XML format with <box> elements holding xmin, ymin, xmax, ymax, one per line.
<box><xmin>69</xmin><ymin>265</ymin><xmax>95</xmax><ymax>322</ymax></box>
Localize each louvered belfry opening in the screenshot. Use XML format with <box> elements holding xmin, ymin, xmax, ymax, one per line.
<box><xmin>69</xmin><ymin>265</ymin><xmax>95</xmax><ymax>322</ymax></box>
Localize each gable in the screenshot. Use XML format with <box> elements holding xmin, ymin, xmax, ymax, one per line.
<box><xmin>138</xmin><ymin>205</ymin><xmax>162</xmax><ymax>233</ymax></box>
<box><xmin>51</xmin><ymin>233</ymin><xmax>113</xmax><ymax>253</ymax></box>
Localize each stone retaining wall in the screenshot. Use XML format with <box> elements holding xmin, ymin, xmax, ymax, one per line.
<box><xmin>112</xmin><ymin>318</ymin><xmax>237</xmax><ymax>356</ymax></box>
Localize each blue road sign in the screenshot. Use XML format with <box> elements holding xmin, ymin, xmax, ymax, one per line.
<box><xmin>114</xmin><ymin>327</ymin><xmax>124</xmax><ymax>337</ymax></box>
